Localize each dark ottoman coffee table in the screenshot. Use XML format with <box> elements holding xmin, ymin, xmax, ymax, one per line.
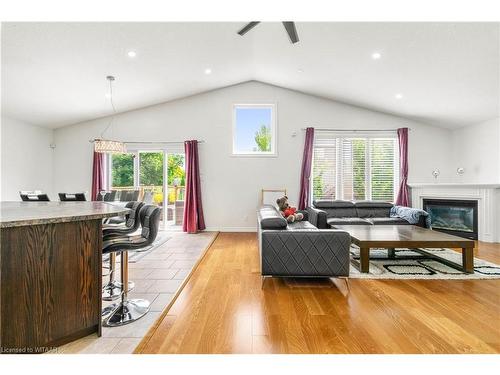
<box><xmin>334</xmin><ymin>225</ymin><xmax>475</xmax><ymax>273</ymax></box>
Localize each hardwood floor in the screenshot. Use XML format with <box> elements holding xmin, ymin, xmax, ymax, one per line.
<box><xmin>135</xmin><ymin>233</ymin><xmax>500</xmax><ymax>354</ymax></box>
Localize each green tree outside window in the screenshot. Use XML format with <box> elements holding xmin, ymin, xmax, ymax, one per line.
<box><xmin>254</xmin><ymin>124</ymin><xmax>272</xmax><ymax>152</ymax></box>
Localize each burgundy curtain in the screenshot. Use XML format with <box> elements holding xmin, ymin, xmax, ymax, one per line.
<box><xmin>91</xmin><ymin>151</ymin><xmax>104</xmax><ymax>201</ymax></box>
<box><xmin>395</xmin><ymin>128</ymin><xmax>410</xmax><ymax>206</ymax></box>
<box><xmin>298</xmin><ymin>127</ymin><xmax>315</xmax><ymax>210</ymax></box>
<box><xmin>183</xmin><ymin>140</ymin><xmax>206</xmax><ymax>233</ymax></box>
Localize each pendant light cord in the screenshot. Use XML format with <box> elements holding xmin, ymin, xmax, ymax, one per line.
<box><xmin>100</xmin><ymin>76</ymin><xmax>117</xmax><ymax>138</ymax></box>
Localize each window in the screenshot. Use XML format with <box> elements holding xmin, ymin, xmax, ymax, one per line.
<box><xmin>312</xmin><ymin>134</ymin><xmax>399</xmax><ymax>202</ymax></box>
<box><xmin>111</xmin><ymin>153</ymin><xmax>134</xmax><ymax>188</ymax></box>
<box><xmin>232</xmin><ymin>104</ymin><xmax>276</xmax><ymax>155</ymax></box>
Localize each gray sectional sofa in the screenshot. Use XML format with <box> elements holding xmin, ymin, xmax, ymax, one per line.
<box><xmin>257</xmin><ymin>201</ymin><xmax>427</xmax><ymax>280</ymax></box>
<box><xmin>258</xmin><ymin>205</ymin><xmax>351</xmax><ymax>278</ymax></box>
<box><xmin>307</xmin><ymin>200</ymin><xmax>428</xmax><ymax>229</ymax></box>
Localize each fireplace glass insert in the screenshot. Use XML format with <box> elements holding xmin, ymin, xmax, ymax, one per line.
<box><xmin>422</xmin><ymin>199</ymin><xmax>478</xmax><ymax>240</ymax></box>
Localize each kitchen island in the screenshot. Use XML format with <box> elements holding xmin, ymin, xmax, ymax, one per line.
<box><xmin>0</xmin><ymin>201</ymin><xmax>129</xmax><ymax>353</ymax></box>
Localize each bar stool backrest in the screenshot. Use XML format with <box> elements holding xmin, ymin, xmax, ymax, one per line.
<box><xmin>124</xmin><ymin>201</ymin><xmax>145</xmax><ymax>229</ymax></box>
<box><xmin>102</xmin><ymin>205</ymin><xmax>162</xmax><ymax>255</ymax></box>
<box><xmin>138</xmin><ymin>205</ymin><xmax>162</xmax><ymax>246</ymax></box>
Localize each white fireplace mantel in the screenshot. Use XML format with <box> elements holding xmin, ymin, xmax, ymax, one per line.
<box><xmin>409</xmin><ymin>183</ymin><xmax>500</xmax><ymax>189</ymax></box>
<box><xmin>408</xmin><ymin>183</ymin><xmax>500</xmax><ymax>243</ymax></box>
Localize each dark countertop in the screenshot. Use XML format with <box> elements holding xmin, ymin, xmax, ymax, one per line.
<box><xmin>0</xmin><ymin>201</ymin><xmax>130</xmax><ymax>228</ymax></box>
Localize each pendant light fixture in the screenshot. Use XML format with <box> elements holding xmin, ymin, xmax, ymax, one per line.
<box><xmin>93</xmin><ymin>75</ymin><xmax>127</xmax><ymax>154</ymax></box>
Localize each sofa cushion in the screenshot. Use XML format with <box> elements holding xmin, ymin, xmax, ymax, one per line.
<box><xmin>354</xmin><ymin>201</ymin><xmax>394</xmax><ymax>208</ymax></box>
<box><xmin>313</xmin><ymin>199</ymin><xmax>354</xmax><ymax>209</ymax></box>
<box><xmin>365</xmin><ymin>217</ymin><xmax>411</xmax><ymax>225</ymax></box>
<box><xmin>354</xmin><ymin>201</ymin><xmax>393</xmax><ymax>218</ymax></box>
<box><xmin>259</xmin><ymin>205</ymin><xmax>288</xmax><ymax>229</ymax></box>
<box><xmin>313</xmin><ymin>200</ymin><xmax>357</xmax><ymax>218</ymax></box>
<box><xmin>327</xmin><ymin>217</ymin><xmax>373</xmax><ymax>226</ymax></box>
<box><xmin>287</xmin><ymin>220</ymin><xmax>318</xmax><ymax>231</ymax></box>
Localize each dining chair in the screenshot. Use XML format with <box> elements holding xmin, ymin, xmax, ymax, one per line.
<box><xmin>106</xmin><ymin>190</ymin><xmax>118</xmax><ymax>201</ymax></box>
<box><xmin>20</xmin><ymin>192</ymin><xmax>50</xmax><ymax>201</ymax></box>
<box><xmin>58</xmin><ymin>192</ymin><xmax>87</xmax><ymax>201</ymax></box>
<box><xmin>97</xmin><ymin>190</ymin><xmax>118</xmax><ymax>202</ymax></box>
<box><xmin>142</xmin><ymin>191</ymin><xmax>154</xmax><ymax>204</ymax></box>
<box><xmin>119</xmin><ymin>190</ymin><xmax>131</xmax><ymax>202</ymax></box>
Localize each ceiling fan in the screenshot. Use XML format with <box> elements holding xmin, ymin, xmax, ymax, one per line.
<box><xmin>237</xmin><ymin>22</ymin><xmax>299</xmax><ymax>44</ymax></box>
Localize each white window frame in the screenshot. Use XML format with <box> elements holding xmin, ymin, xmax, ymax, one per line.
<box><xmin>232</xmin><ymin>103</ymin><xmax>277</xmax><ymax>157</ymax></box>
<box><xmin>311</xmin><ymin>134</ymin><xmax>399</xmax><ymax>203</ymax></box>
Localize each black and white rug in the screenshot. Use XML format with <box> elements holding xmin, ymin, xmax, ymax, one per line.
<box><xmin>349</xmin><ymin>246</ymin><xmax>500</xmax><ymax>279</ymax></box>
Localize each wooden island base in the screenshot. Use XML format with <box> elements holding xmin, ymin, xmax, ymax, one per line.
<box><xmin>0</xmin><ymin>202</ymin><xmax>128</xmax><ymax>353</ymax></box>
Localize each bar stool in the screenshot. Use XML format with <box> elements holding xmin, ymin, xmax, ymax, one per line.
<box><xmin>102</xmin><ymin>201</ymin><xmax>145</xmax><ymax>301</ymax></box>
<box><xmin>102</xmin><ymin>205</ymin><xmax>162</xmax><ymax>326</ymax></box>
<box><xmin>103</xmin><ymin>201</ymin><xmax>145</xmax><ymax>237</ymax></box>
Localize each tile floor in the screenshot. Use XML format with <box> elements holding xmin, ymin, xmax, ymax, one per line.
<box><xmin>48</xmin><ymin>231</ymin><xmax>217</xmax><ymax>354</ymax></box>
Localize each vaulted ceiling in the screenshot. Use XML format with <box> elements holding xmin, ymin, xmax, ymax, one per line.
<box><xmin>2</xmin><ymin>22</ymin><xmax>499</xmax><ymax>129</ymax></box>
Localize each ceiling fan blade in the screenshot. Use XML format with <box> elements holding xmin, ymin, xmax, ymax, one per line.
<box><xmin>237</xmin><ymin>22</ymin><xmax>261</xmax><ymax>36</ymax></box>
<box><xmin>282</xmin><ymin>22</ymin><xmax>299</xmax><ymax>44</ymax></box>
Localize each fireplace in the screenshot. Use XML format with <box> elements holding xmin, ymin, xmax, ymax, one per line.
<box><xmin>422</xmin><ymin>199</ymin><xmax>478</xmax><ymax>240</ymax></box>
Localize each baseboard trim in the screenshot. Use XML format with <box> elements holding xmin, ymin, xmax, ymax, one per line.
<box><xmin>204</xmin><ymin>226</ymin><xmax>257</xmax><ymax>232</ymax></box>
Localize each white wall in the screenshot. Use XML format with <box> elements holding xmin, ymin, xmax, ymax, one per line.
<box><xmin>1</xmin><ymin>116</ymin><xmax>54</xmax><ymax>201</ymax></box>
<box><xmin>52</xmin><ymin>81</ymin><xmax>453</xmax><ymax>230</ymax></box>
<box><xmin>450</xmin><ymin>117</ymin><xmax>500</xmax><ymax>183</ymax></box>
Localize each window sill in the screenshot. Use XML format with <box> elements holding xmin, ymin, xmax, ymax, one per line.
<box><xmin>231</xmin><ymin>153</ymin><xmax>278</xmax><ymax>158</ymax></box>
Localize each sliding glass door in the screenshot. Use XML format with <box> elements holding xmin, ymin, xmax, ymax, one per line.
<box><xmin>109</xmin><ymin>149</ymin><xmax>185</xmax><ymax>229</ymax></box>
<box><xmin>111</xmin><ymin>153</ymin><xmax>135</xmax><ymax>189</ymax></box>
<box><xmin>165</xmin><ymin>153</ymin><xmax>186</xmax><ymax>227</ymax></box>
<box><xmin>138</xmin><ymin>151</ymin><xmax>165</xmax><ymax>225</ymax></box>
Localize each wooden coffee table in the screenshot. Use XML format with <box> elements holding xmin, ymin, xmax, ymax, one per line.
<box><xmin>334</xmin><ymin>225</ymin><xmax>475</xmax><ymax>273</ymax></box>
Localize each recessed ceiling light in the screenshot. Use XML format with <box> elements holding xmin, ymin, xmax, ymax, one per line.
<box><xmin>204</xmin><ymin>68</ymin><xmax>212</xmax><ymax>75</ymax></box>
<box><xmin>371</xmin><ymin>52</ymin><xmax>381</xmax><ymax>60</ymax></box>
<box><xmin>395</xmin><ymin>93</ymin><xmax>403</xmax><ymax>99</ymax></box>
<box><xmin>127</xmin><ymin>50</ymin><xmax>137</xmax><ymax>58</ymax></box>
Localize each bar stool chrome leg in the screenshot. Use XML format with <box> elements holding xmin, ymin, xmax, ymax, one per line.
<box><xmin>102</xmin><ymin>252</ymin><xmax>134</xmax><ymax>301</ymax></box>
<box><xmin>104</xmin><ymin>250</ymin><xmax>150</xmax><ymax>326</ymax></box>
<box><xmin>102</xmin><ymin>253</ymin><xmax>111</xmax><ymax>277</ymax></box>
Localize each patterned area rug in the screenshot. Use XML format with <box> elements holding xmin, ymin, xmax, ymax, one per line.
<box><xmin>349</xmin><ymin>246</ymin><xmax>500</xmax><ymax>279</ymax></box>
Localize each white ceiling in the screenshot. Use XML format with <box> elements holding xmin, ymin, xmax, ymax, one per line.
<box><xmin>2</xmin><ymin>22</ymin><xmax>499</xmax><ymax>129</ymax></box>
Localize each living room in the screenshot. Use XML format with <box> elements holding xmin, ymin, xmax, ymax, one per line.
<box><xmin>1</xmin><ymin>1</ymin><xmax>499</xmax><ymax>373</ymax></box>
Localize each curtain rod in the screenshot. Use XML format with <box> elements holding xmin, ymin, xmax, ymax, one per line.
<box><xmin>301</xmin><ymin>128</ymin><xmax>411</xmax><ymax>132</ymax></box>
<box><xmin>89</xmin><ymin>139</ymin><xmax>205</xmax><ymax>144</ymax></box>
<box><xmin>123</xmin><ymin>140</ymin><xmax>205</xmax><ymax>144</ymax></box>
